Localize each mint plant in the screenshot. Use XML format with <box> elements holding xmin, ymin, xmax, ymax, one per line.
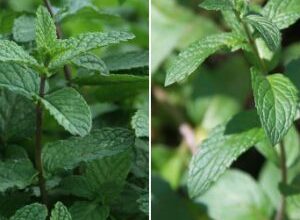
<box><xmin>164</xmin><ymin>0</ymin><xmax>300</xmax><ymax>219</ymax></box>
<box><xmin>0</xmin><ymin>0</ymin><xmax>149</xmax><ymax>219</ymax></box>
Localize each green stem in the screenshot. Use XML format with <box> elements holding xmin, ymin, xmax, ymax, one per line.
<box><xmin>35</xmin><ymin>75</ymin><xmax>48</xmax><ymax>205</ymax></box>
<box><xmin>275</xmin><ymin>141</ymin><xmax>287</xmax><ymax>220</ymax></box>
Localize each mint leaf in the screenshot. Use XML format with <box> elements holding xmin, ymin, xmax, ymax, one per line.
<box><xmin>244</xmin><ymin>14</ymin><xmax>281</xmax><ymax>51</ymax></box>
<box><xmin>49</xmin><ymin>32</ymin><xmax>135</xmax><ymax>69</ymax></box>
<box><xmin>85</xmin><ymin>150</ymin><xmax>133</xmax><ymax>203</ymax></box>
<box><xmin>50</xmin><ymin>202</ymin><xmax>72</xmax><ymax>220</ymax></box>
<box><xmin>35</xmin><ymin>6</ymin><xmax>58</xmax><ymax>55</ymax></box>
<box><xmin>10</xmin><ymin>203</ymin><xmax>47</xmax><ymax>220</ymax></box>
<box><xmin>263</xmin><ymin>0</ymin><xmax>300</xmax><ymax>30</ymax></box>
<box><xmin>199</xmin><ymin>0</ymin><xmax>233</xmax><ymax>11</ymax></box>
<box><xmin>70</xmin><ymin>202</ymin><xmax>109</xmax><ymax>220</ymax></box>
<box><xmin>0</xmin><ymin>63</ymin><xmax>40</xmax><ymax>99</ymax></box>
<box><xmin>251</xmin><ymin>68</ymin><xmax>298</xmax><ymax>145</ymax></box>
<box><xmin>13</xmin><ymin>15</ymin><xmax>35</xmax><ymax>43</ymax></box>
<box><xmin>41</xmin><ymin>88</ymin><xmax>92</xmax><ymax>137</ymax></box>
<box><xmin>0</xmin><ymin>89</ymin><xmax>35</xmax><ymax>141</ymax></box>
<box><xmin>72</xmin><ymin>53</ymin><xmax>109</xmax><ymax>74</ymax></box>
<box><xmin>188</xmin><ymin>111</ymin><xmax>265</xmax><ymax>198</ymax></box>
<box><xmin>103</xmin><ymin>51</ymin><xmax>149</xmax><ymax>71</ymax></box>
<box><xmin>0</xmin><ymin>40</ymin><xmax>39</xmax><ymax>68</ymax></box>
<box><xmin>42</xmin><ymin>128</ymin><xmax>134</xmax><ymax>174</ymax></box>
<box><xmin>198</xmin><ymin>170</ymin><xmax>272</xmax><ymax>220</ymax></box>
<box><xmin>165</xmin><ymin>33</ymin><xmax>242</xmax><ymax>86</ymax></box>
<box><xmin>132</xmin><ymin>99</ymin><xmax>149</xmax><ymax>137</ymax></box>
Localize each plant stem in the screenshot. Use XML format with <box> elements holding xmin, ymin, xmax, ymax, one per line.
<box><xmin>43</xmin><ymin>0</ymin><xmax>72</xmax><ymax>85</ymax></box>
<box><xmin>35</xmin><ymin>75</ymin><xmax>48</xmax><ymax>205</ymax></box>
<box><xmin>275</xmin><ymin>141</ymin><xmax>287</xmax><ymax>220</ymax></box>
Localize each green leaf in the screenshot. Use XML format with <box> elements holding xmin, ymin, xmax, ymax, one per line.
<box><xmin>198</xmin><ymin>169</ymin><xmax>272</xmax><ymax>220</ymax></box>
<box><xmin>84</xmin><ymin>150</ymin><xmax>133</xmax><ymax>203</ymax></box>
<box><xmin>42</xmin><ymin>128</ymin><xmax>134</xmax><ymax>174</ymax></box>
<box><xmin>49</xmin><ymin>32</ymin><xmax>135</xmax><ymax>69</ymax></box>
<box><xmin>41</xmin><ymin>88</ymin><xmax>92</xmax><ymax>137</ymax></box>
<box><xmin>199</xmin><ymin>0</ymin><xmax>233</xmax><ymax>11</ymax></box>
<box><xmin>72</xmin><ymin>53</ymin><xmax>109</xmax><ymax>74</ymax></box>
<box><xmin>10</xmin><ymin>203</ymin><xmax>47</xmax><ymax>220</ymax></box>
<box><xmin>137</xmin><ymin>191</ymin><xmax>149</xmax><ymax>215</ymax></box>
<box><xmin>103</xmin><ymin>51</ymin><xmax>149</xmax><ymax>71</ymax></box>
<box><xmin>35</xmin><ymin>6</ymin><xmax>58</xmax><ymax>55</ymax></box>
<box><xmin>188</xmin><ymin>111</ymin><xmax>265</xmax><ymax>198</ymax></box>
<box><xmin>13</xmin><ymin>15</ymin><xmax>35</xmax><ymax>42</ymax></box>
<box><xmin>50</xmin><ymin>202</ymin><xmax>72</xmax><ymax>220</ymax></box>
<box><xmin>0</xmin><ymin>193</ymin><xmax>31</xmax><ymax>218</ymax></box>
<box><xmin>0</xmin><ymin>89</ymin><xmax>35</xmax><ymax>141</ymax></box>
<box><xmin>69</xmin><ymin>202</ymin><xmax>109</xmax><ymax>220</ymax></box>
<box><xmin>165</xmin><ymin>33</ymin><xmax>242</xmax><ymax>86</ymax></box>
<box><xmin>0</xmin><ymin>40</ymin><xmax>39</xmax><ymax>68</ymax></box>
<box><xmin>244</xmin><ymin>14</ymin><xmax>281</xmax><ymax>51</ymax></box>
<box><xmin>0</xmin><ymin>63</ymin><xmax>40</xmax><ymax>99</ymax></box>
<box><xmin>251</xmin><ymin>68</ymin><xmax>298</xmax><ymax>145</ymax></box>
<box><xmin>263</xmin><ymin>0</ymin><xmax>300</xmax><ymax>29</ymax></box>
<box><xmin>0</xmin><ymin>147</ymin><xmax>37</xmax><ymax>192</ymax></box>
<box><xmin>132</xmin><ymin>99</ymin><xmax>149</xmax><ymax>137</ymax></box>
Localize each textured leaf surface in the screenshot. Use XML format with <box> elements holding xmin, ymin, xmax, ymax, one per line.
<box><xmin>197</xmin><ymin>170</ymin><xmax>272</xmax><ymax>220</ymax></box>
<box><xmin>59</xmin><ymin>176</ymin><xmax>94</xmax><ymax>199</ymax></box>
<box><xmin>0</xmin><ymin>40</ymin><xmax>39</xmax><ymax>68</ymax></box>
<box><xmin>72</xmin><ymin>53</ymin><xmax>108</xmax><ymax>74</ymax></box>
<box><xmin>85</xmin><ymin>150</ymin><xmax>133</xmax><ymax>202</ymax></box>
<box><xmin>199</xmin><ymin>0</ymin><xmax>233</xmax><ymax>11</ymax></box>
<box><xmin>0</xmin><ymin>147</ymin><xmax>37</xmax><ymax>192</ymax></box>
<box><xmin>132</xmin><ymin>99</ymin><xmax>149</xmax><ymax>137</ymax></box>
<box><xmin>50</xmin><ymin>202</ymin><xmax>72</xmax><ymax>220</ymax></box>
<box><xmin>70</xmin><ymin>202</ymin><xmax>109</xmax><ymax>220</ymax></box>
<box><xmin>165</xmin><ymin>33</ymin><xmax>241</xmax><ymax>86</ymax></box>
<box><xmin>244</xmin><ymin>14</ymin><xmax>281</xmax><ymax>51</ymax></box>
<box><xmin>251</xmin><ymin>68</ymin><xmax>298</xmax><ymax>145</ymax></box>
<box><xmin>41</xmin><ymin>88</ymin><xmax>92</xmax><ymax>136</ymax></box>
<box><xmin>13</xmin><ymin>15</ymin><xmax>35</xmax><ymax>42</ymax></box>
<box><xmin>42</xmin><ymin>128</ymin><xmax>134</xmax><ymax>174</ymax></box>
<box><xmin>263</xmin><ymin>0</ymin><xmax>300</xmax><ymax>29</ymax></box>
<box><xmin>188</xmin><ymin>111</ymin><xmax>265</xmax><ymax>198</ymax></box>
<box><xmin>10</xmin><ymin>203</ymin><xmax>47</xmax><ymax>220</ymax></box>
<box><xmin>0</xmin><ymin>89</ymin><xmax>35</xmax><ymax>141</ymax></box>
<box><xmin>36</xmin><ymin>6</ymin><xmax>57</xmax><ymax>54</ymax></box>
<box><xmin>103</xmin><ymin>51</ymin><xmax>149</xmax><ymax>71</ymax></box>
<box><xmin>0</xmin><ymin>63</ymin><xmax>40</xmax><ymax>99</ymax></box>
<box><xmin>49</xmin><ymin>32</ymin><xmax>134</xmax><ymax>69</ymax></box>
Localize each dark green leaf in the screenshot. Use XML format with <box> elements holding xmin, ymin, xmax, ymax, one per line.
<box><xmin>69</xmin><ymin>202</ymin><xmax>109</xmax><ymax>220</ymax></box>
<box><xmin>10</xmin><ymin>203</ymin><xmax>47</xmax><ymax>220</ymax></box>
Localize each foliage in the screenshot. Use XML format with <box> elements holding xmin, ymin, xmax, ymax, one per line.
<box><xmin>0</xmin><ymin>0</ymin><xmax>149</xmax><ymax>219</ymax></box>
<box><xmin>152</xmin><ymin>0</ymin><xmax>300</xmax><ymax>219</ymax></box>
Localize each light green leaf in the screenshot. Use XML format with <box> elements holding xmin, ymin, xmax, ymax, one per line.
<box><xmin>0</xmin><ymin>147</ymin><xmax>37</xmax><ymax>193</ymax></box>
<box><xmin>0</xmin><ymin>63</ymin><xmax>40</xmax><ymax>99</ymax></box>
<box><xmin>42</xmin><ymin>128</ymin><xmax>134</xmax><ymax>174</ymax></box>
<box><xmin>70</xmin><ymin>202</ymin><xmax>109</xmax><ymax>220</ymax></box>
<box><xmin>132</xmin><ymin>99</ymin><xmax>149</xmax><ymax>137</ymax></box>
<box><xmin>103</xmin><ymin>51</ymin><xmax>149</xmax><ymax>71</ymax></box>
<box><xmin>41</xmin><ymin>88</ymin><xmax>92</xmax><ymax>137</ymax></box>
<box><xmin>13</xmin><ymin>15</ymin><xmax>35</xmax><ymax>42</ymax></box>
<box><xmin>85</xmin><ymin>150</ymin><xmax>133</xmax><ymax>203</ymax></box>
<box><xmin>49</xmin><ymin>32</ymin><xmax>135</xmax><ymax>69</ymax></box>
<box><xmin>197</xmin><ymin>170</ymin><xmax>272</xmax><ymax>220</ymax></box>
<box><xmin>10</xmin><ymin>203</ymin><xmax>47</xmax><ymax>220</ymax></box>
<box><xmin>137</xmin><ymin>191</ymin><xmax>149</xmax><ymax>215</ymax></box>
<box><xmin>199</xmin><ymin>0</ymin><xmax>233</xmax><ymax>11</ymax></box>
<box><xmin>165</xmin><ymin>33</ymin><xmax>242</xmax><ymax>86</ymax></box>
<box><xmin>35</xmin><ymin>6</ymin><xmax>57</xmax><ymax>55</ymax></box>
<box><xmin>50</xmin><ymin>202</ymin><xmax>72</xmax><ymax>220</ymax></box>
<box><xmin>0</xmin><ymin>40</ymin><xmax>39</xmax><ymax>68</ymax></box>
<box><xmin>188</xmin><ymin>111</ymin><xmax>265</xmax><ymax>198</ymax></box>
<box><xmin>244</xmin><ymin>14</ymin><xmax>281</xmax><ymax>51</ymax></box>
<box><xmin>72</xmin><ymin>53</ymin><xmax>108</xmax><ymax>74</ymax></box>
<box><xmin>263</xmin><ymin>0</ymin><xmax>300</xmax><ymax>29</ymax></box>
<box><xmin>0</xmin><ymin>89</ymin><xmax>35</xmax><ymax>141</ymax></box>
<box><xmin>251</xmin><ymin>68</ymin><xmax>298</xmax><ymax>145</ymax></box>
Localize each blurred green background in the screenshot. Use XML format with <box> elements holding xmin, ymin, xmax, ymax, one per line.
<box><xmin>151</xmin><ymin>0</ymin><xmax>300</xmax><ymax>219</ymax></box>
